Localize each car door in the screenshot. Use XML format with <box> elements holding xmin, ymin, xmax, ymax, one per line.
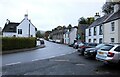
<box><xmin>114</xmin><ymin>46</ymin><xmax>120</xmax><ymax>61</ymax></box>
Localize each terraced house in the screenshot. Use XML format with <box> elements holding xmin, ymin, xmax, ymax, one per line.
<box><xmin>86</xmin><ymin>3</ymin><xmax>120</xmax><ymax>44</ymax></box>
<box><xmin>103</xmin><ymin>3</ymin><xmax>120</xmax><ymax>43</ymax></box>
<box><xmin>85</xmin><ymin>13</ymin><xmax>105</xmax><ymax>43</ymax></box>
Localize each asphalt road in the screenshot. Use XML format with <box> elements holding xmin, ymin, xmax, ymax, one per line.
<box><xmin>2</xmin><ymin>40</ymin><xmax>76</xmax><ymax>66</ymax></box>
<box><xmin>2</xmin><ymin>41</ymin><xmax>120</xmax><ymax>75</ymax></box>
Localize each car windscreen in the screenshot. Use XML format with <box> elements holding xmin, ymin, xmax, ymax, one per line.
<box><xmin>78</xmin><ymin>43</ymin><xmax>84</xmax><ymax>46</ymax></box>
<box><xmin>100</xmin><ymin>45</ymin><xmax>114</xmax><ymax>51</ymax></box>
<box><xmin>88</xmin><ymin>43</ymin><xmax>97</xmax><ymax>47</ymax></box>
<box><xmin>95</xmin><ymin>44</ymin><xmax>104</xmax><ymax>49</ymax></box>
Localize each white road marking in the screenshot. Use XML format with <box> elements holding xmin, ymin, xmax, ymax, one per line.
<box><xmin>52</xmin><ymin>59</ymin><xmax>69</xmax><ymax>62</ymax></box>
<box><xmin>5</xmin><ymin>62</ymin><xmax>21</xmax><ymax>66</ymax></box>
<box><xmin>32</xmin><ymin>59</ymin><xmax>39</xmax><ymax>61</ymax></box>
<box><xmin>76</xmin><ymin>64</ymin><xmax>85</xmax><ymax>66</ymax></box>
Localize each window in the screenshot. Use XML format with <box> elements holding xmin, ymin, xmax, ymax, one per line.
<box><xmin>114</xmin><ymin>46</ymin><xmax>120</xmax><ymax>52</ymax></box>
<box><xmin>99</xmin><ymin>38</ymin><xmax>102</xmax><ymax>44</ymax></box>
<box><xmin>93</xmin><ymin>39</ymin><xmax>96</xmax><ymax>43</ymax></box>
<box><xmin>94</xmin><ymin>27</ymin><xmax>96</xmax><ymax>35</ymax></box>
<box><xmin>111</xmin><ymin>38</ymin><xmax>114</xmax><ymax>43</ymax></box>
<box><xmin>100</xmin><ymin>45</ymin><xmax>114</xmax><ymax>51</ymax></box>
<box><xmin>18</xmin><ymin>29</ymin><xmax>22</xmax><ymax>34</ymax></box>
<box><xmin>111</xmin><ymin>22</ymin><xmax>115</xmax><ymax>31</ymax></box>
<box><xmin>99</xmin><ymin>25</ymin><xmax>103</xmax><ymax>35</ymax></box>
<box><xmin>89</xmin><ymin>29</ymin><xmax>91</xmax><ymax>36</ymax></box>
<box><xmin>89</xmin><ymin>39</ymin><xmax>91</xmax><ymax>43</ymax></box>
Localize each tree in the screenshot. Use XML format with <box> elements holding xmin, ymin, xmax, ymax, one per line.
<box><xmin>36</xmin><ymin>31</ymin><xmax>43</xmax><ymax>38</ymax></box>
<box><xmin>67</xmin><ymin>24</ymin><xmax>72</xmax><ymax>31</ymax></box>
<box><xmin>78</xmin><ymin>17</ymin><xmax>94</xmax><ymax>25</ymax></box>
<box><xmin>78</xmin><ymin>17</ymin><xmax>87</xmax><ymax>24</ymax></box>
<box><xmin>44</xmin><ymin>31</ymin><xmax>51</xmax><ymax>40</ymax></box>
<box><xmin>102</xmin><ymin>2</ymin><xmax>114</xmax><ymax>14</ymax></box>
<box><xmin>87</xmin><ymin>17</ymin><xmax>95</xmax><ymax>25</ymax></box>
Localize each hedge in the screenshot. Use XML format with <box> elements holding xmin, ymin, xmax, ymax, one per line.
<box><xmin>2</xmin><ymin>37</ymin><xmax>37</xmax><ymax>51</ymax></box>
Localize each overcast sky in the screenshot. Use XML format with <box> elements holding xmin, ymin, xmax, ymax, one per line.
<box><xmin>0</xmin><ymin>0</ymin><xmax>106</xmax><ymax>31</ymax></box>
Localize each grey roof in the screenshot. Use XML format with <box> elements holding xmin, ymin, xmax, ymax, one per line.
<box><xmin>104</xmin><ymin>10</ymin><xmax>120</xmax><ymax>23</ymax></box>
<box><xmin>2</xmin><ymin>22</ymin><xmax>20</xmax><ymax>33</ymax></box>
<box><xmin>88</xmin><ymin>14</ymin><xmax>110</xmax><ymax>28</ymax></box>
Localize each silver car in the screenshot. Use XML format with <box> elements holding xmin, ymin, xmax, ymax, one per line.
<box><xmin>96</xmin><ymin>44</ymin><xmax>120</xmax><ymax>64</ymax></box>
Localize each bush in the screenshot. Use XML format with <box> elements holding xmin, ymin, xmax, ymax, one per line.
<box><xmin>2</xmin><ymin>37</ymin><xmax>36</xmax><ymax>51</ymax></box>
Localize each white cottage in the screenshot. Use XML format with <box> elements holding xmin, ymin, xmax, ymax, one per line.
<box><xmin>85</xmin><ymin>13</ymin><xmax>109</xmax><ymax>43</ymax></box>
<box><xmin>2</xmin><ymin>14</ymin><xmax>37</xmax><ymax>37</ymax></box>
<box><xmin>64</xmin><ymin>27</ymin><xmax>77</xmax><ymax>45</ymax></box>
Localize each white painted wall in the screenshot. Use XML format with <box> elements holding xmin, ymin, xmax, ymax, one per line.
<box><xmin>104</xmin><ymin>19</ymin><xmax>120</xmax><ymax>43</ymax></box>
<box><xmin>69</xmin><ymin>28</ymin><xmax>77</xmax><ymax>44</ymax></box>
<box><xmin>17</xmin><ymin>15</ymin><xmax>36</xmax><ymax>37</ymax></box>
<box><xmin>64</xmin><ymin>33</ymin><xmax>69</xmax><ymax>44</ymax></box>
<box><xmin>3</xmin><ymin>32</ymin><xmax>16</xmax><ymax>37</ymax></box>
<box><xmin>85</xmin><ymin>25</ymin><xmax>103</xmax><ymax>43</ymax></box>
<box><xmin>118</xmin><ymin>19</ymin><xmax>120</xmax><ymax>43</ymax></box>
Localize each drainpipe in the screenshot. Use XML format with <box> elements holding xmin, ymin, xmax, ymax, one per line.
<box><xmin>28</xmin><ymin>24</ymin><xmax>30</xmax><ymax>37</ymax></box>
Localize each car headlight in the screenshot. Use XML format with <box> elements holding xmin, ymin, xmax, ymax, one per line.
<box><xmin>89</xmin><ymin>51</ymin><xmax>93</xmax><ymax>52</ymax></box>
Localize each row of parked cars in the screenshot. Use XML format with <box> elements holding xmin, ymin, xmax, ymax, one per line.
<box><xmin>72</xmin><ymin>42</ymin><xmax>120</xmax><ymax>65</ymax></box>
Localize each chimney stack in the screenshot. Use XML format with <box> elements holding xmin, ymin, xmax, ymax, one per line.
<box><xmin>114</xmin><ymin>3</ymin><xmax>120</xmax><ymax>12</ymax></box>
<box><xmin>6</xmin><ymin>19</ymin><xmax>10</xmax><ymax>25</ymax></box>
<box><xmin>24</xmin><ymin>14</ymin><xmax>28</xmax><ymax>20</ymax></box>
<box><xmin>94</xmin><ymin>13</ymin><xmax>100</xmax><ymax>20</ymax></box>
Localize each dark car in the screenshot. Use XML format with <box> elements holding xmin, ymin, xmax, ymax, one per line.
<box><xmin>84</xmin><ymin>44</ymin><xmax>106</xmax><ymax>58</ymax></box>
<box><xmin>78</xmin><ymin>43</ymin><xmax>98</xmax><ymax>55</ymax></box>
<box><xmin>40</xmin><ymin>40</ymin><xmax>45</xmax><ymax>44</ymax></box>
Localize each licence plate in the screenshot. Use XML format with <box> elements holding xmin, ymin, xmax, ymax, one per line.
<box><xmin>99</xmin><ymin>52</ymin><xmax>104</xmax><ymax>54</ymax></box>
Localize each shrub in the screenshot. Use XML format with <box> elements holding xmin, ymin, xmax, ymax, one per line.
<box><xmin>2</xmin><ymin>37</ymin><xmax>36</xmax><ymax>51</ymax></box>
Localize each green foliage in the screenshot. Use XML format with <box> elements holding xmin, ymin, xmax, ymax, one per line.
<box><xmin>67</xmin><ymin>24</ymin><xmax>72</xmax><ymax>31</ymax></box>
<box><xmin>36</xmin><ymin>31</ymin><xmax>44</xmax><ymax>38</ymax></box>
<box><xmin>2</xmin><ymin>37</ymin><xmax>36</xmax><ymax>51</ymax></box>
<box><xmin>78</xmin><ymin>17</ymin><xmax>94</xmax><ymax>25</ymax></box>
<box><xmin>87</xmin><ymin>17</ymin><xmax>95</xmax><ymax>25</ymax></box>
<box><xmin>78</xmin><ymin>17</ymin><xmax>87</xmax><ymax>24</ymax></box>
<box><xmin>44</xmin><ymin>31</ymin><xmax>51</xmax><ymax>40</ymax></box>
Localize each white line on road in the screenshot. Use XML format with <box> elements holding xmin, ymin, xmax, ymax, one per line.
<box><xmin>32</xmin><ymin>59</ymin><xmax>39</xmax><ymax>61</ymax></box>
<box><xmin>5</xmin><ymin>62</ymin><xmax>21</xmax><ymax>66</ymax></box>
<box><xmin>75</xmin><ymin>64</ymin><xmax>85</xmax><ymax>66</ymax></box>
<box><xmin>53</xmin><ymin>59</ymin><xmax>69</xmax><ymax>62</ymax></box>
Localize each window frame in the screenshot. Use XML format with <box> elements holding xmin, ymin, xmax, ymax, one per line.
<box><xmin>18</xmin><ymin>29</ymin><xmax>22</xmax><ymax>34</ymax></box>
<box><xmin>111</xmin><ymin>38</ymin><xmax>114</xmax><ymax>43</ymax></box>
<box><xmin>94</xmin><ymin>27</ymin><xmax>96</xmax><ymax>35</ymax></box>
<box><xmin>89</xmin><ymin>28</ymin><xmax>91</xmax><ymax>36</ymax></box>
<box><xmin>114</xmin><ymin>46</ymin><xmax>120</xmax><ymax>52</ymax></box>
<box><xmin>111</xmin><ymin>22</ymin><xmax>115</xmax><ymax>31</ymax></box>
<box><xmin>99</xmin><ymin>25</ymin><xmax>103</xmax><ymax>35</ymax></box>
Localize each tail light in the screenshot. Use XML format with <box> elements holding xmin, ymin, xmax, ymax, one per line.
<box><xmin>79</xmin><ymin>46</ymin><xmax>86</xmax><ymax>48</ymax></box>
<box><xmin>107</xmin><ymin>52</ymin><xmax>114</xmax><ymax>57</ymax></box>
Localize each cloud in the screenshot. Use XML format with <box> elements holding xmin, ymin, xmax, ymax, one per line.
<box><xmin>0</xmin><ymin>0</ymin><xmax>105</xmax><ymax>31</ymax></box>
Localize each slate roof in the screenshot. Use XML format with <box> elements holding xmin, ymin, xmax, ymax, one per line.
<box><xmin>88</xmin><ymin>14</ymin><xmax>110</xmax><ymax>28</ymax></box>
<box><xmin>2</xmin><ymin>22</ymin><xmax>20</xmax><ymax>33</ymax></box>
<box><xmin>104</xmin><ymin>10</ymin><xmax>120</xmax><ymax>23</ymax></box>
